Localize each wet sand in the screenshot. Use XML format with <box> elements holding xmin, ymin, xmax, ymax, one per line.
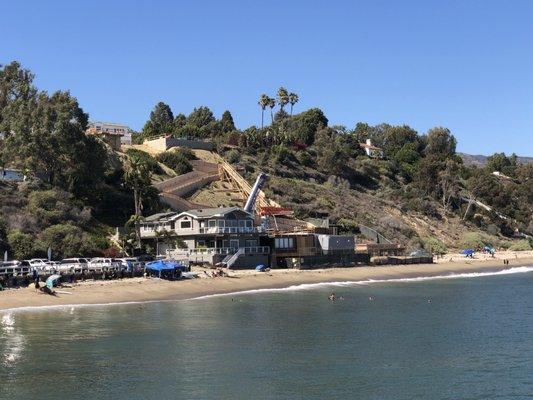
<box><xmin>2</xmin><ymin>255</ymin><xmax>532</xmax><ymax>312</ymax></box>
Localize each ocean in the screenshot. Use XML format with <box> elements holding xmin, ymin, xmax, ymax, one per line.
<box><xmin>1</xmin><ymin>266</ymin><xmax>532</xmax><ymax>400</ymax></box>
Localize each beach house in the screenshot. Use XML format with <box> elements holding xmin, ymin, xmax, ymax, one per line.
<box><xmin>139</xmin><ymin>207</ymin><xmax>270</xmax><ymax>268</ymax></box>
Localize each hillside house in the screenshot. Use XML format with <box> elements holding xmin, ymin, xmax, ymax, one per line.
<box><xmin>139</xmin><ymin>207</ymin><xmax>270</xmax><ymax>268</ymax></box>
<box><xmin>359</xmin><ymin>139</ymin><xmax>384</xmax><ymax>158</ymax></box>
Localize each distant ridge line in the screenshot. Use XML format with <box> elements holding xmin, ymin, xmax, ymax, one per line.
<box><xmin>459</xmin><ymin>153</ymin><xmax>533</xmax><ymax>166</ymax></box>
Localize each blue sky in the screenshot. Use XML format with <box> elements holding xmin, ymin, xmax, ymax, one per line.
<box><xmin>1</xmin><ymin>0</ymin><xmax>532</xmax><ymax>156</ymax></box>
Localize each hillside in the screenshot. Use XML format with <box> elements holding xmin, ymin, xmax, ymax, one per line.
<box><xmin>1</xmin><ymin>62</ymin><xmax>532</xmax><ymax>259</ymax></box>
<box><xmin>459</xmin><ymin>153</ymin><xmax>533</xmax><ymax>166</ymax></box>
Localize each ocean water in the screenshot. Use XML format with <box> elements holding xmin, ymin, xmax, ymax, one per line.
<box><xmin>1</xmin><ymin>267</ymin><xmax>532</xmax><ymax>400</ymax></box>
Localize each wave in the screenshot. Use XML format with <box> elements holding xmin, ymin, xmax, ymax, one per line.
<box><xmin>189</xmin><ymin>266</ymin><xmax>533</xmax><ymax>300</ymax></box>
<box><xmin>2</xmin><ymin>266</ymin><xmax>531</xmax><ymax>313</ymax></box>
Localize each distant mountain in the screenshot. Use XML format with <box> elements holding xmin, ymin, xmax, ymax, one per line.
<box><xmin>459</xmin><ymin>153</ymin><xmax>533</xmax><ymax>166</ymax></box>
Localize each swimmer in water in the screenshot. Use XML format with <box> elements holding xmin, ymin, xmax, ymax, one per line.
<box><xmin>328</xmin><ymin>293</ymin><xmax>336</xmax><ymax>301</ymax></box>
<box><xmin>427</xmin><ymin>299</ymin><xmax>432</xmax><ymax>303</ymax></box>
<box><xmin>369</xmin><ymin>296</ymin><xmax>374</xmax><ymax>301</ymax></box>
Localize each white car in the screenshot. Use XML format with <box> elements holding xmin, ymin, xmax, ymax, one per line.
<box><xmin>89</xmin><ymin>258</ymin><xmax>122</xmax><ymax>272</ymax></box>
<box><xmin>0</xmin><ymin>260</ymin><xmax>31</xmax><ymax>276</ymax></box>
<box><xmin>58</xmin><ymin>258</ymin><xmax>89</xmax><ymax>273</ymax></box>
<box><xmin>27</xmin><ymin>259</ymin><xmax>49</xmax><ymax>271</ymax></box>
<box><xmin>114</xmin><ymin>257</ymin><xmax>140</xmax><ymax>270</ymax></box>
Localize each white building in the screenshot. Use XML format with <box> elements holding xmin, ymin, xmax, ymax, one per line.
<box><xmin>87</xmin><ymin>121</ymin><xmax>132</xmax><ymax>146</ymax></box>
<box><xmin>359</xmin><ymin>139</ymin><xmax>384</xmax><ymax>158</ymax></box>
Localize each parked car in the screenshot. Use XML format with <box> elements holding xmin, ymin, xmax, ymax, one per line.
<box><xmin>27</xmin><ymin>259</ymin><xmax>49</xmax><ymax>271</ymax></box>
<box><xmin>0</xmin><ymin>260</ymin><xmax>31</xmax><ymax>276</ymax></box>
<box><xmin>58</xmin><ymin>258</ymin><xmax>89</xmax><ymax>273</ymax></box>
<box><xmin>89</xmin><ymin>258</ymin><xmax>122</xmax><ymax>272</ymax></box>
<box><xmin>114</xmin><ymin>257</ymin><xmax>140</xmax><ymax>271</ymax></box>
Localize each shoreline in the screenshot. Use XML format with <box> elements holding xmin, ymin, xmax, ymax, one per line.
<box><xmin>2</xmin><ymin>256</ymin><xmax>533</xmax><ymax>312</ymax></box>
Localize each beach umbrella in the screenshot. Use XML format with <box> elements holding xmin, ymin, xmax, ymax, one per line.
<box><xmin>46</xmin><ymin>274</ymin><xmax>61</xmax><ymax>290</ymax></box>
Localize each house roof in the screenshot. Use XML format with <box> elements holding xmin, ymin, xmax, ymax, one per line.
<box><xmin>143</xmin><ymin>212</ymin><xmax>177</xmax><ymax>222</ymax></box>
<box><xmin>142</xmin><ymin>207</ymin><xmax>251</xmax><ymax>224</ymax></box>
<box><xmin>179</xmin><ymin>207</ymin><xmax>249</xmax><ymax>219</ymax></box>
<box><xmin>359</xmin><ymin>143</ymin><xmax>383</xmax><ymax>151</ymax></box>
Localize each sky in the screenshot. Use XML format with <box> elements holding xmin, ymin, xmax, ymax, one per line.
<box><xmin>1</xmin><ymin>0</ymin><xmax>532</xmax><ymax>156</ymax></box>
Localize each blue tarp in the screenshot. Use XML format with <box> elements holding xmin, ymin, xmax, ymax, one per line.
<box><xmin>255</xmin><ymin>265</ymin><xmax>267</xmax><ymax>272</ymax></box>
<box><xmin>145</xmin><ymin>260</ymin><xmax>187</xmax><ymax>272</ymax></box>
<box><xmin>460</xmin><ymin>249</ymin><xmax>475</xmax><ymax>255</ymax></box>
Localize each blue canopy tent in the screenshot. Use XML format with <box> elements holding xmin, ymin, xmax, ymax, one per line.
<box><xmin>145</xmin><ymin>260</ymin><xmax>187</xmax><ymax>279</ymax></box>
<box><xmin>460</xmin><ymin>249</ymin><xmax>475</xmax><ymax>258</ymax></box>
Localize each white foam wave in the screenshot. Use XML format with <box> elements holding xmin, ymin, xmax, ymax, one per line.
<box><xmin>1</xmin><ymin>266</ymin><xmax>531</xmax><ymax>312</ymax></box>
<box><xmin>189</xmin><ymin>266</ymin><xmax>533</xmax><ymax>300</ymax></box>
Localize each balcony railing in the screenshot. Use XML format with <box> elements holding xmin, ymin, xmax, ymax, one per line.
<box><xmin>188</xmin><ymin>246</ymin><xmax>270</xmax><ymax>255</ymax></box>
<box><xmin>198</xmin><ymin>226</ymin><xmax>264</xmax><ymax>234</ymax></box>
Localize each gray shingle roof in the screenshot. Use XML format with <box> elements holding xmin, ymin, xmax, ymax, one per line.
<box><xmin>181</xmin><ymin>207</ymin><xmax>247</xmax><ymax>219</ymax></box>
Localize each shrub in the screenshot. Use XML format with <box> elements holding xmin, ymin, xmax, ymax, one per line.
<box><xmin>156</xmin><ymin>151</ymin><xmax>193</xmax><ymax>175</ymax></box>
<box><xmin>39</xmin><ymin>224</ymin><xmax>99</xmax><ymax>259</ymax></box>
<box><xmin>126</xmin><ymin>149</ymin><xmax>162</xmax><ymax>174</ymax></box>
<box><xmin>7</xmin><ymin>230</ymin><xmax>35</xmax><ymax>259</ymax></box>
<box><xmin>226</xmin><ymin>149</ymin><xmax>241</xmax><ymax>164</ymax></box>
<box><xmin>296</xmin><ymin>151</ymin><xmax>314</xmax><ymax>167</ymax></box>
<box><xmin>460</xmin><ymin>232</ymin><xmax>493</xmax><ymax>250</ymax></box>
<box><xmin>423</xmin><ymin>237</ymin><xmax>447</xmax><ymax>255</ymax></box>
<box><xmin>508</xmin><ymin>240</ymin><xmax>532</xmax><ymax>251</ymax></box>
<box><xmin>27</xmin><ymin>189</ymin><xmax>89</xmax><ymax>227</ymax></box>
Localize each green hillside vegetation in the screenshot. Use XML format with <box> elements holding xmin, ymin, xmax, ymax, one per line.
<box><xmin>1</xmin><ymin>62</ymin><xmax>531</xmax><ymax>258</ymax></box>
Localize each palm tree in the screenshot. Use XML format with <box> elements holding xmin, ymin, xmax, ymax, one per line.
<box><xmin>258</xmin><ymin>94</ymin><xmax>269</xmax><ymax>128</ymax></box>
<box><xmin>288</xmin><ymin>92</ymin><xmax>299</xmax><ymax>116</ymax></box>
<box><xmin>268</xmin><ymin>97</ymin><xmax>276</xmax><ymax>123</ymax></box>
<box><xmin>124</xmin><ymin>154</ymin><xmax>151</xmax><ymax>247</ymax></box>
<box><xmin>276</xmin><ymin>87</ymin><xmax>289</xmax><ymax>111</ymax></box>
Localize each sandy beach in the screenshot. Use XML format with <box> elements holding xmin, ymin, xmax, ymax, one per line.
<box><xmin>1</xmin><ymin>251</ymin><xmax>532</xmax><ymax>312</ymax></box>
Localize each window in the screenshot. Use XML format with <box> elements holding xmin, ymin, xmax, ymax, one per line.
<box><xmin>239</xmin><ymin>220</ymin><xmax>246</xmax><ymax>228</ymax></box>
<box><xmin>170</xmin><ymin>221</ymin><xmax>175</xmax><ymax>230</ymax></box>
<box><xmin>180</xmin><ymin>220</ymin><xmax>191</xmax><ymax>229</ymax></box>
<box><xmin>208</xmin><ymin>220</ymin><xmax>216</xmax><ymax>228</ymax></box>
<box><xmin>245</xmin><ymin>220</ymin><xmax>253</xmax><ymax>228</ymax></box>
<box><xmin>217</xmin><ymin>220</ymin><xmax>224</xmax><ymax>228</ymax></box>
<box><xmin>275</xmin><ymin>237</ymin><xmax>294</xmax><ymax>249</ymax></box>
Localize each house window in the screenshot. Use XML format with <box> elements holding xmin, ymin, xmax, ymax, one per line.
<box><xmin>180</xmin><ymin>220</ymin><xmax>191</xmax><ymax>229</ymax></box>
<box><xmin>245</xmin><ymin>220</ymin><xmax>253</xmax><ymax>228</ymax></box>
<box><xmin>217</xmin><ymin>220</ymin><xmax>224</xmax><ymax>228</ymax></box>
<box><xmin>239</xmin><ymin>220</ymin><xmax>246</xmax><ymax>228</ymax></box>
<box><xmin>208</xmin><ymin>220</ymin><xmax>216</xmax><ymax>228</ymax></box>
<box><xmin>275</xmin><ymin>237</ymin><xmax>294</xmax><ymax>249</ymax></box>
<box><xmin>197</xmin><ymin>240</ymin><xmax>205</xmax><ymax>247</ymax></box>
<box><xmin>170</xmin><ymin>221</ymin><xmax>175</xmax><ymax>230</ymax></box>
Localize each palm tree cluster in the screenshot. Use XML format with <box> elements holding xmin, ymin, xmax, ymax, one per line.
<box><xmin>258</xmin><ymin>87</ymin><xmax>299</xmax><ymax>128</ymax></box>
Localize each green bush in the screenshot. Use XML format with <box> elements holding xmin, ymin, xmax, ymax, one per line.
<box><xmin>125</xmin><ymin>149</ymin><xmax>162</xmax><ymax>174</ymax></box>
<box><xmin>423</xmin><ymin>237</ymin><xmax>447</xmax><ymax>255</ymax></box>
<box><xmin>226</xmin><ymin>149</ymin><xmax>241</xmax><ymax>164</ymax></box>
<box><xmin>156</xmin><ymin>151</ymin><xmax>193</xmax><ymax>175</ymax></box>
<box><xmin>7</xmin><ymin>230</ymin><xmax>35</xmax><ymax>259</ymax></box>
<box><xmin>39</xmin><ymin>224</ymin><xmax>99</xmax><ymax>259</ymax></box>
<box><xmin>508</xmin><ymin>240</ymin><xmax>532</xmax><ymax>251</ymax></box>
<box><xmin>460</xmin><ymin>232</ymin><xmax>493</xmax><ymax>249</ymax></box>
